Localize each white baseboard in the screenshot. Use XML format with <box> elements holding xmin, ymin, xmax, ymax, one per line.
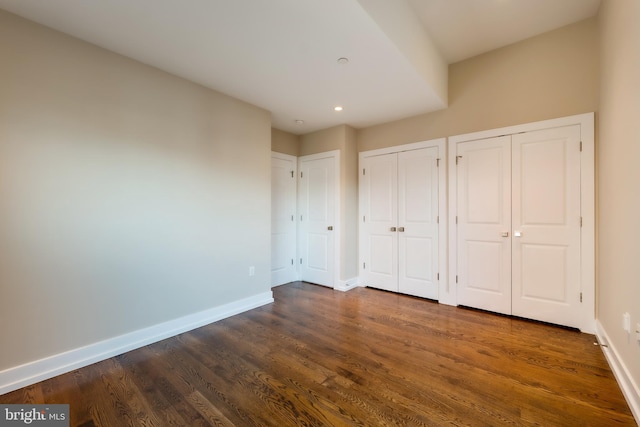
<box><xmin>595</xmin><ymin>320</ymin><xmax>640</xmax><ymax>423</ymax></box>
<box><xmin>334</xmin><ymin>277</ymin><xmax>359</xmax><ymax>292</ymax></box>
<box><xmin>0</xmin><ymin>291</ymin><xmax>274</xmax><ymax>396</ymax></box>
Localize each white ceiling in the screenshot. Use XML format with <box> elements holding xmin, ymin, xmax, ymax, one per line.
<box><xmin>0</xmin><ymin>0</ymin><xmax>601</xmax><ymax>134</ymax></box>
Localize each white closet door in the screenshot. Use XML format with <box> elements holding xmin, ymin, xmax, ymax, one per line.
<box><xmin>360</xmin><ymin>153</ymin><xmax>398</xmax><ymax>292</ymax></box>
<box><xmin>457</xmin><ymin>136</ymin><xmax>512</xmax><ymax>314</ymax></box>
<box><xmin>511</xmin><ymin>125</ymin><xmax>582</xmax><ymax>327</ymax></box>
<box><xmin>398</xmin><ymin>148</ymin><xmax>439</xmax><ymax>299</ymax></box>
<box><xmin>298</xmin><ymin>156</ymin><xmax>335</xmax><ymax>287</ymax></box>
<box><xmin>271</xmin><ymin>154</ymin><xmax>297</xmax><ymax>286</ymax></box>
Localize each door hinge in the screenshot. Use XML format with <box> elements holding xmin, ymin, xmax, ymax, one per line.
<box><xmin>456</xmin><ymin>275</ymin><xmax>458</xmax><ymax>283</ymax></box>
<box><xmin>363</xmin><ymin>262</ymin><xmax>366</xmax><ymax>269</ymax></box>
<box><xmin>300</xmin><ymin>171</ymin><xmax>303</xmax><ymax>178</ymax></box>
<box><xmin>291</xmin><ymin>170</ymin><xmax>294</xmax><ymax>178</ymax></box>
<box><xmin>580</xmin><ymin>292</ymin><xmax>583</xmax><ymax>303</ymax></box>
<box><xmin>437</xmin><ymin>273</ymin><xmax>440</xmax><ymax>280</ymax></box>
<box><xmin>300</xmin><ymin>215</ymin><xmax>303</xmax><ymax>221</ymax></box>
<box><xmin>456</xmin><ymin>155</ymin><xmax>462</xmax><ymax>165</ymax></box>
<box><xmin>300</xmin><ymin>258</ymin><xmax>302</xmax><ymax>265</ymax></box>
<box><xmin>580</xmin><ymin>217</ymin><xmax>583</xmax><ymax>227</ymax></box>
<box><xmin>363</xmin><ymin>168</ymin><xmax>366</xmax><ymax>175</ymax></box>
<box><xmin>291</xmin><ymin>259</ymin><xmax>294</xmax><ymax>265</ymax></box>
<box><xmin>436</xmin><ymin>158</ymin><xmax>440</xmax><ymax>167</ymax></box>
<box><xmin>456</xmin><ymin>216</ymin><xmax>458</xmax><ymax>224</ymax></box>
<box><xmin>363</xmin><ymin>215</ymin><xmax>366</xmax><ymax>223</ymax></box>
<box><xmin>579</xmin><ymin>141</ymin><xmax>583</xmax><ymax>152</ymax></box>
<box><xmin>291</xmin><ymin>215</ymin><xmax>294</xmax><ymax>221</ymax></box>
<box><xmin>437</xmin><ymin>215</ymin><xmax>439</xmax><ymax>224</ymax></box>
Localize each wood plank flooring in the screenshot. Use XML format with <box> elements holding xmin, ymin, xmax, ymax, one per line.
<box><xmin>1</xmin><ymin>281</ymin><xmax>635</xmax><ymax>426</ymax></box>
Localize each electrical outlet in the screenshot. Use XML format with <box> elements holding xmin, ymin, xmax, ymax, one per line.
<box><xmin>249</xmin><ymin>266</ymin><xmax>255</xmax><ymax>276</ymax></box>
<box><xmin>623</xmin><ymin>312</ymin><xmax>631</xmax><ymax>333</ymax></box>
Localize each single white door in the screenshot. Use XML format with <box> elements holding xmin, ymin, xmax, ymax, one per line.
<box><xmin>398</xmin><ymin>148</ymin><xmax>439</xmax><ymax>299</ymax></box>
<box><xmin>511</xmin><ymin>125</ymin><xmax>582</xmax><ymax>328</ymax></box>
<box><xmin>271</xmin><ymin>153</ymin><xmax>297</xmax><ymax>287</ymax></box>
<box><xmin>360</xmin><ymin>153</ymin><xmax>398</xmax><ymax>292</ymax></box>
<box><xmin>457</xmin><ymin>136</ymin><xmax>512</xmax><ymax>315</ymax></box>
<box><xmin>298</xmin><ymin>155</ymin><xmax>335</xmax><ymax>287</ymax></box>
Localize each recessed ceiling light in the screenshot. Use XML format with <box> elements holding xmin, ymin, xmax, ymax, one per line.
<box><xmin>337</xmin><ymin>57</ymin><xmax>349</xmax><ymax>65</ymax></box>
<box><xmin>334</xmin><ymin>106</ymin><xmax>343</xmax><ymax>112</ymax></box>
<box><xmin>295</xmin><ymin>119</ymin><xmax>304</xmax><ymax>125</ymax></box>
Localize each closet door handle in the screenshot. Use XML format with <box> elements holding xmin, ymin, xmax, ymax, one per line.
<box><xmin>501</xmin><ymin>232</ymin><xmax>509</xmax><ymax>237</ymax></box>
<box><xmin>327</xmin><ymin>226</ymin><xmax>333</xmax><ymax>231</ymax></box>
<box><xmin>390</xmin><ymin>227</ymin><xmax>397</xmax><ymax>232</ymax></box>
<box><xmin>514</xmin><ymin>231</ymin><xmax>522</xmax><ymax>237</ymax></box>
<box><xmin>398</xmin><ymin>227</ymin><xmax>405</xmax><ymax>232</ymax></box>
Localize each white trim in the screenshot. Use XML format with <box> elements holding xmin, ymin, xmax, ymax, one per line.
<box><xmin>358</xmin><ymin>139</ymin><xmax>445</xmax><ymax>157</ymax></box>
<box><xmin>447</xmin><ymin>137</ymin><xmax>458</xmax><ymax>307</ymax></box>
<box><xmin>297</xmin><ymin>150</ymin><xmax>341</xmax><ymax>289</ymax></box>
<box><xmin>578</xmin><ymin>114</ymin><xmax>596</xmax><ymax>333</ymax></box>
<box><xmin>449</xmin><ymin>113</ymin><xmax>595</xmax><ymax>144</ymax></box>
<box><xmin>448</xmin><ymin>113</ymin><xmax>595</xmax><ymax>332</ymax></box>
<box><xmin>271</xmin><ymin>151</ymin><xmax>297</xmax><ymax>162</ymax></box>
<box><xmin>359</xmin><ymin>138</ymin><xmax>448</xmax><ymax>303</ymax></box>
<box><xmin>435</xmin><ymin>139</ymin><xmax>452</xmax><ymax>306</ymax></box>
<box><xmin>596</xmin><ymin>320</ymin><xmax>640</xmax><ymax>423</ymax></box>
<box><xmin>335</xmin><ymin>277</ymin><xmax>359</xmax><ymax>292</ymax></box>
<box><xmin>0</xmin><ymin>291</ymin><xmax>274</xmax><ymax>396</ymax></box>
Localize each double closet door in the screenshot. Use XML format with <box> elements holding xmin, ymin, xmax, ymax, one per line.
<box><xmin>360</xmin><ymin>147</ymin><xmax>439</xmax><ymax>300</ymax></box>
<box><xmin>455</xmin><ymin>125</ymin><xmax>583</xmax><ymax>329</ymax></box>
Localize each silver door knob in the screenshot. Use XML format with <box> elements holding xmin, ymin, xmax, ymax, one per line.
<box><xmin>398</xmin><ymin>227</ymin><xmax>405</xmax><ymax>232</ymax></box>
<box><xmin>501</xmin><ymin>232</ymin><xmax>509</xmax><ymax>237</ymax></box>
<box><xmin>390</xmin><ymin>227</ymin><xmax>397</xmax><ymax>232</ymax></box>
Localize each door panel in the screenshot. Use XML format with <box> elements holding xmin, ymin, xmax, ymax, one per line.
<box><xmin>398</xmin><ymin>148</ymin><xmax>439</xmax><ymax>299</ymax></box>
<box><xmin>457</xmin><ymin>136</ymin><xmax>512</xmax><ymax>314</ymax></box>
<box><xmin>360</xmin><ymin>153</ymin><xmax>398</xmax><ymax>292</ymax></box>
<box><xmin>511</xmin><ymin>125</ymin><xmax>581</xmax><ymax>328</ymax></box>
<box><xmin>271</xmin><ymin>155</ymin><xmax>297</xmax><ymax>286</ymax></box>
<box><xmin>299</xmin><ymin>156</ymin><xmax>335</xmax><ymax>287</ymax></box>
<box><xmin>465</xmin><ymin>240</ymin><xmax>505</xmax><ymax>293</ymax></box>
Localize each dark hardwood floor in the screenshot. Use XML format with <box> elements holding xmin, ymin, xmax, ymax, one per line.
<box><xmin>1</xmin><ymin>281</ymin><xmax>635</xmax><ymax>426</ymax></box>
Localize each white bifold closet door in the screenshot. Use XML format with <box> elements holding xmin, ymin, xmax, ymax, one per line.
<box><xmin>361</xmin><ymin>147</ymin><xmax>439</xmax><ymax>300</ymax></box>
<box><xmin>271</xmin><ymin>153</ymin><xmax>297</xmax><ymax>287</ymax></box>
<box><xmin>456</xmin><ymin>125</ymin><xmax>582</xmax><ymax>328</ymax></box>
<box><xmin>456</xmin><ymin>136</ymin><xmax>512</xmax><ymax>314</ymax></box>
<box><xmin>511</xmin><ymin>126</ymin><xmax>582</xmax><ymax>327</ymax></box>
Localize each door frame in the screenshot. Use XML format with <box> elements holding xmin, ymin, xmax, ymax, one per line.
<box><xmin>297</xmin><ymin>150</ymin><xmax>341</xmax><ymax>289</ymax></box>
<box><xmin>359</xmin><ymin>138</ymin><xmax>448</xmax><ymax>302</ymax></box>
<box><xmin>448</xmin><ymin>112</ymin><xmax>595</xmax><ymax>333</ymax></box>
<box><xmin>271</xmin><ymin>151</ymin><xmax>298</xmax><ymax>286</ymax></box>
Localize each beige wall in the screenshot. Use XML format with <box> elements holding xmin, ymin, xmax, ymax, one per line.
<box><xmin>299</xmin><ymin>125</ymin><xmax>345</xmax><ymax>156</ymax></box>
<box><xmin>0</xmin><ymin>10</ymin><xmax>272</xmax><ymax>371</ymax></box>
<box><xmin>300</xmin><ymin>125</ymin><xmax>358</xmax><ymax>281</ymax></box>
<box><xmin>271</xmin><ymin>128</ymin><xmax>299</xmax><ymax>156</ymax></box>
<box><xmin>342</xmin><ymin>126</ymin><xmax>358</xmax><ymax>281</ymax></box>
<box><xmin>597</xmin><ymin>0</ymin><xmax>640</xmax><ymax>395</ymax></box>
<box><xmin>357</xmin><ymin>17</ymin><xmax>599</xmax><ymax>151</ymax></box>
